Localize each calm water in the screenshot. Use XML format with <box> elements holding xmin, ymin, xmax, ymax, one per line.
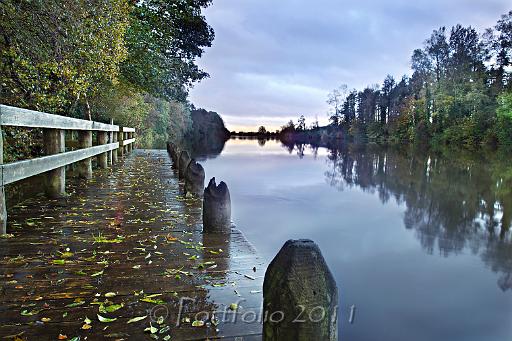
<box><xmin>200</xmin><ymin>138</ymin><xmax>512</xmax><ymax>341</ymax></box>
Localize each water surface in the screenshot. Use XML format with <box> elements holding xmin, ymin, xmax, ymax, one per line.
<box><xmin>201</xmin><ymin>138</ymin><xmax>512</xmax><ymax>341</ymax></box>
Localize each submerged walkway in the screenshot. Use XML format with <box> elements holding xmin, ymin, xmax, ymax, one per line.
<box><xmin>0</xmin><ymin>150</ymin><xmax>265</xmax><ymax>340</ymax></box>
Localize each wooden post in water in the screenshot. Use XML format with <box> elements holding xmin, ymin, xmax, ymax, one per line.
<box><xmin>118</xmin><ymin>129</ymin><xmax>124</xmax><ymax>158</ymax></box>
<box><xmin>0</xmin><ymin>127</ymin><xmax>6</xmax><ymax>234</ymax></box>
<box><xmin>263</xmin><ymin>239</ymin><xmax>338</xmax><ymax>341</ymax></box>
<box><xmin>77</xmin><ymin>131</ymin><xmax>93</xmax><ymax>179</ymax></box>
<box><xmin>168</xmin><ymin>143</ymin><xmax>179</xmax><ymax>170</ymax></box>
<box><xmin>185</xmin><ymin>160</ymin><xmax>205</xmax><ymax>197</ymax></box>
<box><xmin>202</xmin><ymin>177</ymin><xmax>231</xmax><ymax>233</ymax></box>
<box><xmin>97</xmin><ymin>131</ymin><xmax>108</xmax><ymax>169</ymax></box>
<box><xmin>43</xmin><ymin>129</ymin><xmax>66</xmax><ymax>198</ymax></box>
<box><xmin>178</xmin><ymin>150</ymin><xmax>191</xmax><ymax>179</ymax></box>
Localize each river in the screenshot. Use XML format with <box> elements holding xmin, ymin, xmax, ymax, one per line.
<box><xmin>200</xmin><ymin>137</ymin><xmax>512</xmax><ymax>341</ymax></box>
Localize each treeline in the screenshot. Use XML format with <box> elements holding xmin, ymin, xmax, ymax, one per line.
<box><xmin>304</xmin><ymin>11</ymin><xmax>512</xmax><ymax>149</ymax></box>
<box><xmin>0</xmin><ymin>0</ymin><xmax>214</xmax><ymax>159</ymax></box>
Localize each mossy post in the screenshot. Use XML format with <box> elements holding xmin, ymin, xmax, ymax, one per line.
<box><xmin>185</xmin><ymin>160</ymin><xmax>205</xmax><ymax>197</ymax></box>
<box><xmin>263</xmin><ymin>239</ymin><xmax>338</xmax><ymax>341</ymax></box>
<box><xmin>202</xmin><ymin>177</ymin><xmax>231</xmax><ymax>233</ymax></box>
<box><xmin>178</xmin><ymin>150</ymin><xmax>191</xmax><ymax>179</ymax></box>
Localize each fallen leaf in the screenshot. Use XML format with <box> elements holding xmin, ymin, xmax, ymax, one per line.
<box><xmin>91</xmin><ymin>270</ymin><xmax>104</xmax><ymax>277</ymax></box>
<box><xmin>97</xmin><ymin>314</ymin><xmax>117</xmax><ymax>323</ymax></box>
<box><xmin>127</xmin><ymin>315</ymin><xmax>147</xmax><ymax>324</ymax></box>
<box><xmin>192</xmin><ymin>320</ymin><xmax>204</xmax><ymax>327</ymax></box>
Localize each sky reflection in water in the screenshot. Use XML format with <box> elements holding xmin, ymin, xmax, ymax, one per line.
<box><xmin>201</xmin><ymin>138</ymin><xmax>512</xmax><ymax>341</ymax></box>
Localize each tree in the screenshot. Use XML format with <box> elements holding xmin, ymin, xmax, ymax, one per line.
<box><xmin>0</xmin><ymin>0</ymin><xmax>129</xmax><ymax>117</ymax></box>
<box><xmin>448</xmin><ymin>25</ymin><xmax>483</xmax><ymax>83</ymax></box>
<box><xmin>327</xmin><ymin>85</ymin><xmax>348</xmax><ymax>126</ymax></box>
<box><xmin>496</xmin><ymin>90</ymin><xmax>512</xmax><ymax>146</ymax></box>
<box><xmin>425</xmin><ymin>27</ymin><xmax>450</xmax><ymax>84</ymax></box>
<box><xmin>357</xmin><ymin>86</ymin><xmax>379</xmax><ymax>125</ymax></box>
<box><xmin>258</xmin><ymin>126</ymin><xmax>267</xmax><ymax>134</ymax></box>
<box><xmin>310</xmin><ymin>117</ymin><xmax>320</xmax><ymax>130</ymax></box>
<box><xmin>121</xmin><ymin>0</ymin><xmax>215</xmax><ymax>101</ymax></box>
<box><xmin>297</xmin><ymin>115</ymin><xmax>306</xmax><ymax>131</ymax></box>
<box><xmin>379</xmin><ymin>75</ymin><xmax>396</xmax><ymax>125</ymax></box>
<box><xmin>483</xmin><ymin>11</ymin><xmax>512</xmax><ymax>92</ymax></box>
<box><xmin>341</xmin><ymin>90</ymin><xmax>358</xmax><ymax>125</ymax></box>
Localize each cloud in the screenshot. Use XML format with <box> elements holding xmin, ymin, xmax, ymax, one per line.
<box><xmin>189</xmin><ymin>0</ymin><xmax>511</xmax><ymax>131</ymax></box>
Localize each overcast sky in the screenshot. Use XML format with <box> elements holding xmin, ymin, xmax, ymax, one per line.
<box><xmin>188</xmin><ymin>0</ymin><xmax>510</xmax><ymax>131</ymax></box>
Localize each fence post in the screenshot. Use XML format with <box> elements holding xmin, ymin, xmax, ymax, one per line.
<box><xmin>127</xmin><ymin>132</ymin><xmax>132</xmax><ymax>153</ymax></box>
<box><xmin>118</xmin><ymin>128</ymin><xmax>124</xmax><ymax>157</ymax></box>
<box><xmin>77</xmin><ymin>131</ymin><xmax>93</xmax><ymax>179</ymax></box>
<box><xmin>0</xmin><ymin>125</ymin><xmax>6</xmax><ymax>234</ymax></box>
<box><xmin>124</xmin><ymin>131</ymin><xmax>129</xmax><ymax>154</ymax></box>
<box><xmin>43</xmin><ymin>129</ymin><xmax>66</xmax><ymax>198</ymax></box>
<box><xmin>97</xmin><ymin>131</ymin><xmax>108</xmax><ymax>169</ymax></box>
<box><xmin>112</xmin><ymin>127</ymin><xmax>118</xmax><ymax>163</ymax></box>
<box><xmin>107</xmin><ymin>119</ymin><xmax>114</xmax><ymax>165</ymax></box>
<box><xmin>263</xmin><ymin>239</ymin><xmax>338</xmax><ymax>341</ymax></box>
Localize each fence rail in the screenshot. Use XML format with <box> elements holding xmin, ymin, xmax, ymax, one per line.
<box><xmin>0</xmin><ymin>104</ymin><xmax>136</xmax><ymax>233</ymax></box>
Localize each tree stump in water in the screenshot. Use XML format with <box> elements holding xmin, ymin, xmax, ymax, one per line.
<box><xmin>185</xmin><ymin>160</ymin><xmax>205</xmax><ymax>197</ymax></box>
<box><xmin>178</xmin><ymin>150</ymin><xmax>191</xmax><ymax>179</ymax></box>
<box><xmin>202</xmin><ymin>177</ymin><xmax>231</xmax><ymax>233</ymax></box>
<box><xmin>263</xmin><ymin>239</ymin><xmax>338</xmax><ymax>341</ymax></box>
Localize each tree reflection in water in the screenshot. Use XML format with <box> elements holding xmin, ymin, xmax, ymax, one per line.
<box><xmin>314</xmin><ymin>143</ymin><xmax>512</xmax><ymax>291</ymax></box>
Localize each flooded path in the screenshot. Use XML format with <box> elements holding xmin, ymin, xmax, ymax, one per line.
<box><xmin>0</xmin><ymin>150</ymin><xmax>265</xmax><ymax>340</ymax></box>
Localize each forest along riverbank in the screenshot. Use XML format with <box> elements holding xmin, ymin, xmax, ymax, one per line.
<box><xmin>0</xmin><ymin>150</ymin><xmax>265</xmax><ymax>340</ymax></box>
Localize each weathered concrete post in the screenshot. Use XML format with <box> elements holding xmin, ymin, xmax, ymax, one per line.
<box><xmin>117</xmin><ymin>129</ymin><xmax>124</xmax><ymax>158</ymax></box>
<box><xmin>202</xmin><ymin>177</ymin><xmax>231</xmax><ymax>233</ymax></box>
<box><xmin>97</xmin><ymin>131</ymin><xmax>108</xmax><ymax>169</ymax></box>
<box><xmin>77</xmin><ymin>131</ymin><xmax>93</xmax><ymax>179</ymax></box>
<box><xmin>0</xmin><ymin>127</ymin><xmax>6</xmax><ymax>234</ymax></box>
<box><xmin>43</xmin><ymin>129</ymin><xmax>66</xmax><ymax>198</ymax></box>
<box><xmin>263</xmin><ymin>239</ymin><xmax>338</xmax><ymax>341</ymax></box>
<box><xmin>185</xmin><ymin>160</ymin><xmax>205</xmax><ymax>197</ymax></box>
<box><xmin>178</xmin><ymin>150</ymin><xmax>191</xmax><ymax>179</ymax></box>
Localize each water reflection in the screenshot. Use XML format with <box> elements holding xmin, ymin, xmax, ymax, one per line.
<box><xmin>322</xmin><ymin>144</ymin><xmax>512</xmax><ymax>291</ymax></box>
